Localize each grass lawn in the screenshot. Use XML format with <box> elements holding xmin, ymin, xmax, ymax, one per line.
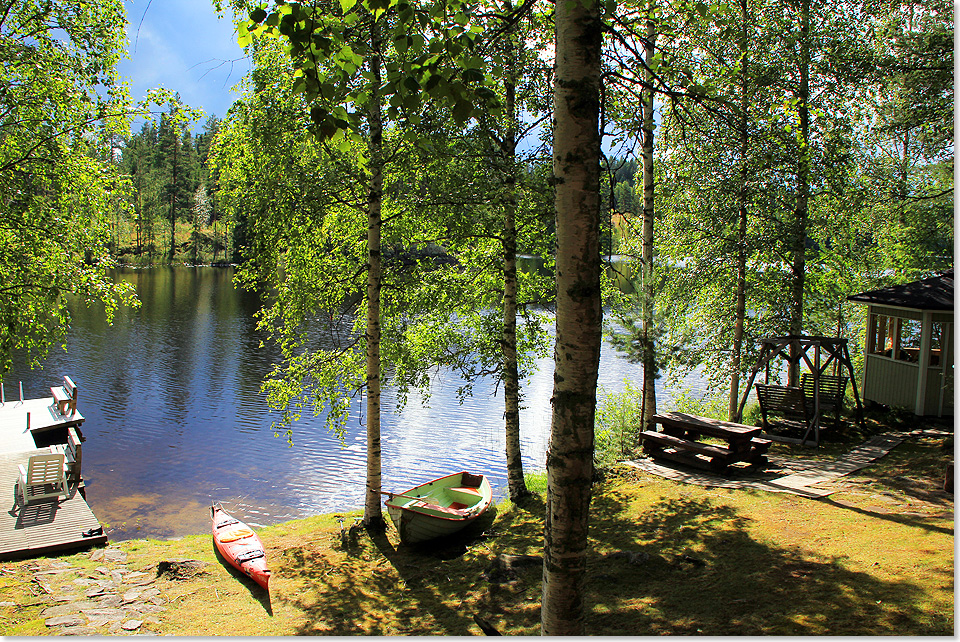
<box><xmin>0</xmin><ymin>417</ymin><xmax>952</xmax><ymax>635</ymax></box>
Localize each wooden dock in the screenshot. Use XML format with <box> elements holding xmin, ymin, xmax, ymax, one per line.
<box><xmin>0</xmin><ymin>449</ymin><xmax>106</xmax><ymax>559</ymax></box>
<box><xmin>0</xmin><ymin>381</ymin><xmax>107</xmax><ymax>559</ymax></box>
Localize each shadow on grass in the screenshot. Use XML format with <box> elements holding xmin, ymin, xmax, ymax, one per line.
<box><xmin>211</xmin><ymin>541</ymin><xmax>273</xmax><ymax>616</ymax></box>
<box><xmin>582</xmin><ymin>488</ymin><xmax>948</xmax><ymax>635</ymax></box>
<box><xmin>265</xmin><ymin>469</ymin><xmax>950</xmax><ymax>635</ymax></box>
<box><xmin>274</xmin><ymin>509</ymin><xmax>501</xmax><ymax>635</ymax></box>
<box><xmin>817</xmin><ymin>497</ymin><xmax>953</xmax><ymax>536</ymax></box>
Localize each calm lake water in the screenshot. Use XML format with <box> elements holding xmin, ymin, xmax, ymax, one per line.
<box><xmin>8</xmin><ymin>267</ymin><xmax>706</xmax><ymax>541</ymax></box>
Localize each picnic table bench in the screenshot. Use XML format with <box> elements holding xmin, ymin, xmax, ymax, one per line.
<box><xmin>640</xmin><ymin>411</ymin><xmax>771</xmax><ymax>472</ymax></box>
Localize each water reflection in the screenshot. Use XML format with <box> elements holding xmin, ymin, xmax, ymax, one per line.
<box><xmin>6</xmin><ymin>266</ymin><xmax>704</xmax><ymax>541</ymax></box>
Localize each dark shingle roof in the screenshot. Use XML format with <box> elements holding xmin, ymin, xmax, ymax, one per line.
<box><xmin>847</xmin><ymin>270</ymin><xmax>954</xmax><ymax>311</ymax></box>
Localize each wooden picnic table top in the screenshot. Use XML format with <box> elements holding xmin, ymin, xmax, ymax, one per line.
<box><xmin>652</xmin><ymin>411</ymin><xmax>761</xmax><ymax>441</ymax></box>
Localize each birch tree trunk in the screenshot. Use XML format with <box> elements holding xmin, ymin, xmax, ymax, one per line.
<box><xmin>501</xmin><ymin>1</ymin><xmax>528</xmax><ymax>501</ymax></box>
<box><xmin>541</xmin><ymin>0</ymin><xmax>602</xmax><ymax>633</ymax></box>
<box><xmin>729</xmin><ymin>0</ymin><xmax>750</xmax><ymax>421</ymax></box>
<box><xmin>363</xmin><ymin>21</ymin><xmax>385</xmax><ymax>529</ymax></box>
<box><xmin>788</xmin><ymin>0</ymin><xmax>810</xmax><ymax>387</ymax></box>
<box><xmin>639</xmin><ymin>9</ymin><xmax>658</xmax><ymax>428</ymax></box>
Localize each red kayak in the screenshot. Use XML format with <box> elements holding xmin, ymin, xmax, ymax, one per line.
<box><xmin>211</xmin><ymin>503</ymin><xmax>271</xmax><ymax>591</ymax></box>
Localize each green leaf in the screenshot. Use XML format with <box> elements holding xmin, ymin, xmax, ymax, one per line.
<box><xmin>452</xmin><ymin>99</ymin><xmax>472</xmax><ymax>123</ymax></box>
<box><xmin>250</xmin><ymin>8</ymin><xmax>267</xmax><ymax>23</ymax></box>
<box><xmin>340</xmin><ymin>0</ymin><xmax>357</xmax><ymax>11</ymax></box>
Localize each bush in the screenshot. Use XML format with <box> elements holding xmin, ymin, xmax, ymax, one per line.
<box><xmin>595</xmin><ymin>381</ymin><xmax>645</xmax><ymax>467</ymax></box>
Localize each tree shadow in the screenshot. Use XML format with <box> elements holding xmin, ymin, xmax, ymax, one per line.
<box><xmin>580</xmin><ymin>488</ymin><xmax>949</xmax><ymax>635</ymax></box>
<box><xmin>273</xmin><ymin>508</ymin><xmax>501</xmax><ymax>635</ymax></box>
<box><xmin>817</xmin><ymin>496</ymin><xmax>953</xmax><ymax>536</ymax></box>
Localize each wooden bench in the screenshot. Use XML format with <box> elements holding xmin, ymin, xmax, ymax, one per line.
<box><xmin>50</xmin><ymin>376</ymin><xmax>78</xmax><ymax>417</ymax></box>
<box><xmin>52</xmin><ymin>426</ymin><xmax>83</xmax><ymax>488</ymax></box>
<box><xmin>640</xmin><ymin>412</ymin><xmax>770</xmax><ymax>472</ymax></box>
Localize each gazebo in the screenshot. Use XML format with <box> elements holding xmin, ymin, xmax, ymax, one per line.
<box><xmin>847</xmin><ymin>270</ymin><xmax>954</xmax><ymax>417</ymax></box>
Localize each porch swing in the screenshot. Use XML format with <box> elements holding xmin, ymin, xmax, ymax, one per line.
<box><xmin>735</xmin><ymin>335</ymin><xmax>864</xmax><ymax>446</ymax></box>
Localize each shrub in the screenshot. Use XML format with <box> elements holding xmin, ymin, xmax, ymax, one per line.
<box><xmin>595</xmin><ymin>381</ymin><xmax>645</xmax><ymax>467</ymax></box>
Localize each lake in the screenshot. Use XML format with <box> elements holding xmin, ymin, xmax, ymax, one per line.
<box><xmin>7</xmin><ymin>266</ymin><xmax>707</xmax><ymax>541</ymax></box>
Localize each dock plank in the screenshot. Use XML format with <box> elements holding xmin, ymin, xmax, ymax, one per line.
<box><xmin>0</xmin><ymin>450</ymin><xmax>106</xmax><ymax>560</ymax></box>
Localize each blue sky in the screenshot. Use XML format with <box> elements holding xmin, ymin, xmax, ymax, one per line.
<box><xmin>118</xmin><ymin>0</ymin><xmax>251</xmax><ymax>127</ymax></box>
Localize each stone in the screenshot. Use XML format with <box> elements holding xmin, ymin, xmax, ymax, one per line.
<box><xmin>124</xmin><ymin>571</ymin><xmax>150</xmax><ymax>581</ymax></box>
<box><xmin>101</xmin><ymin>548</ymin><xmax>128</xmax><ymax>563</ymax></box>
<box><xmin>96</xmin><ymin>595</ymin><xmax>124</xmax><ymax>608</ymax></box>
<box><xmin>59</xmin><ymin>626</ymin><xmax>98</xmax><ymax>636</ymax></box>
<box><xmin>123</xmin><ymin>589</ymin><xmax>143</xmax><ymax>603</ymax></box>
<box><xmin>79</xmin><ymin>607</ymin><xmax>126</xmax><ymax>619</ymax></box>
<box><xmin>85</xmin><ymin>587</ymin><xmax>107</xmax><ymax>599</ymax></box>
<box><xmin>156</xmin><ymin>559</ymin><xmax>208</xmax><ymax>581</ymax></box>
<box><xmin>43</xmin><ymin>602</ymin><xmax>99</xmax><ymax>617</ymax></box>
<box><xmin>45</xmin><ymin>615</ymin><xmax>84</xmax><ymax>627</ymax></box>
<box><xmin>122</xmin><ymin>619</ymin><xmax>144</xmax><ymax>631</ymax></box>
<box><xmin>86</xmin><ymin>615</ymin><xmax>121</xmax><ymax>627</ymax></box>
<box><xmin>482</xmin><ymin>554</ymin><xmax>542</xmax><ymax>584</ymax></box>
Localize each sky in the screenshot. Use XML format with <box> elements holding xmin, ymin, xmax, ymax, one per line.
<box><xmin>117</xmin><ymin>0</ymin><xmax>251</xmax><ymax>128</ymax></box>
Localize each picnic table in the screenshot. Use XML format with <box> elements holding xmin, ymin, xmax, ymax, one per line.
<box><xmin>640</xmin><ymin>411</ymin><xmax>770</xmax><ymax>472</ymax></box>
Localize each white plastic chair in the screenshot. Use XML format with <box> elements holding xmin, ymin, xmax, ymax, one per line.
<box><xmin>15</xmin><ymin>453</ymin><xmax>68</xmax><ymax>506</ymax></box>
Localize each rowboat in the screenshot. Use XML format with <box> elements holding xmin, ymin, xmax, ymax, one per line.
<box><xmin>384</xmin><ymin>471</ymin><xmax>492</xmax><ymax>544</ymax></box>
<box><xmin>211</xmin><ymin>503</ymin><xmax>271</xmax><ymax>591</ymax></box>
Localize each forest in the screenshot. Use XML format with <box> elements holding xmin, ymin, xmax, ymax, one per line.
<box><xmin>0</xmin><ymin>0</ymin><xmax>951</xmax><ymax>634</ymax></box>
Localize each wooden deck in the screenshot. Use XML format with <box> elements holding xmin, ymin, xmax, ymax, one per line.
<box><xmin>0</xmin><ymin>449</ymin><xmax>106</xmax><ymax>559</ymax></box>
<box><xmin>0</xmin><ymin>396</ymin><xmax>84</xmax><ymax>454</ymax></box>
<box><xmin>0</xmin><ymin>388</ymin><xmax>105</xmax><ymax>559</ymax></box>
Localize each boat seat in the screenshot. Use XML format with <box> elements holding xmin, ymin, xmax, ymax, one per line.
<box><xmin>449</xmin><ymin>486</ymin><xmax>482</xmax><ymax>496</ymax></box>
<box><xmin>412</xmin><ymin>500</ymin><xmax>470</xmax><ymax>517</ymax></box>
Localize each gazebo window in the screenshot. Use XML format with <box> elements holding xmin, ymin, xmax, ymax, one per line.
<box><xmin>869</xmin><ymin>314</ymin><xmax>895</xmax><ymax>357</ymax></box>
<box><xmin>898</xmin><ymin>319</ymin><xmax>922</xmax><ymax>362</ymax></box>
<box><xmin>930</xmin><ymin>322</ymin><xmax>945</xmax><ymax>366</ymax></box>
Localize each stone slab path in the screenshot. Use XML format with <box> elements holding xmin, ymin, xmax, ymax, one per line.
<box><xmin>28</xmin><ymin>546</ymin><xmax>166</xmax><ymax>635</ymax></box>
<box><xmin>625</xmin><ymin>428</ymin><xmax>950</xmax><ymax>498</ymax></box>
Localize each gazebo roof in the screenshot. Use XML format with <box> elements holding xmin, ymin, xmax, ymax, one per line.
<box><xmin>847</xmin><ymin>270</ymin><xmax>954</xmax><ymax>312</ymax></box>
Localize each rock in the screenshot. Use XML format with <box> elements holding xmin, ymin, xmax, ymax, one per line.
<box><xmin>45</xmin><ymin>615</ymin><xmax>84</xmax><ymax>627</ymax></box>
<box><xmin>482</xmin><ymin>554</ymin><xmax>542</xmax><ymax>584</ymax></box>
<box><xmin>102</xmin><ymin>548</ymin><xmax>128</xmax><ymax>563</ymax></box>
<box><xmin>602</xmin><ymin>550</ymin><xmax>650</xmax><ymax>565</ymax></box>
<box><xmin>96</xmin><ymin>595</ymin><xmax>124</xmax><ymax>608</ymax></box>
<box><xmin>124</xmin><ymin>571</ymin><xmax>150</xmax><ymax>582</ymax></box>
<box><xmin>123</xmin><ymin>589</ymin><xmax>143</xmax><ymax>603</ymax></box>
<box><xmin>122</xmin><ymin>619</ymin><xmax>144</xmax><ymax>631</ymax></box>
<box><xmin>43</xmin><ymin>602</ymin><xmax>100</xmax><ymax>617</ymax></box>
<box><xmin>59</xmin><ymin>626</ymin><xmax>98</xmax><ymax>636</ymax></box>
<box><xmin>86</xmin><ymin>615</ymin><xmax>121</xmax><ymax>628</ymax></box>
<box><xmin>79</xmin><ymin>607</ymin><xmax>126</xmax><ymax>619</ymax></box>
<box><xmin>156</xmin><ymin>559</ymin><xmax>208</xmax><ymax>581</ymax></box>
<box><xmin>85</xmin><ymin>587</ymin><xmax>107</xmax><ymax>599</ymax></box>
